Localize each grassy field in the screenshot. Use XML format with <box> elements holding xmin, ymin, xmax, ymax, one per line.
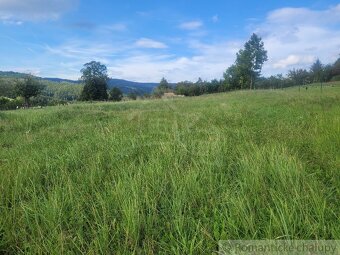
<box><xmin>0</xmin><ymin>84</ymin><xmax>339</xmax><ymax>254</ymax></box>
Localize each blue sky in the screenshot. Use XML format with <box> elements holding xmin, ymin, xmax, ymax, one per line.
<box><xmin>0</xmin><ymin>0</ymin><xmax>340</xmax><ymax>82</ymax></box>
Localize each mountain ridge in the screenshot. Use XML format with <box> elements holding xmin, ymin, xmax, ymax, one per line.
<box><xmin>0</xmin><ymin>71</ymin><xmax>158</xmax><ymax>94</ymax></box>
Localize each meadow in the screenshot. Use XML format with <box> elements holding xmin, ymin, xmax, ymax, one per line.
<box><xmin>0</xmin><ymin>84</ymin><xmax>339</xmax><ymax>254</ymax></box>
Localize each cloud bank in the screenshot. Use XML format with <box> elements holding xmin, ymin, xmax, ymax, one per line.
<box><xmin>135</xmin><ymin>38</ymin><xmax>168</xmax><ymax>49</ymax></box>
<box><xmin>6</xmin><ymin>4</ymin><xmax>340</xmax><ymax>82</ymax></box>
<box><xmin>259</xmin><ymin>4</ymin><xmax>340</xmax><ymax>74</ymax></box>
<box><xmin>111</xmin><ymin>4</ymin><xmax>340</xmax><ymax>81</ymax></box>
<box><xmin>110</xmin><ymin>4</ymin><xmax>340</xmax><ymax>81</ymax></box>
<box><xmin>0</xmin><ymin>0</ymin><xmax>78</xmax><ymax>21</ymax></box>
<box><xmin>179</xmin><ymin>21</ymin><xmax>203</xmax><ymax>30</ymax></box>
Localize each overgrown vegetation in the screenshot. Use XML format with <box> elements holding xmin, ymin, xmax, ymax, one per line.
<box><xmin>0</xmin><ymin>84</ymin><xmax>339</xmax><ymax>254</ymax></box>
<box><xmin>15</xmin><ymin>75</ymin><xmax>45</xmax><ymax>107</ymax></box>
<box><xmin>109</xmin><ymin>87</ymin><xmax>123</xmax><ymax>101</ymax></box>
<box><xmin>0</xmin><ymin>77</ymin><xmax>82</xmax><ymax>110</ymax></box>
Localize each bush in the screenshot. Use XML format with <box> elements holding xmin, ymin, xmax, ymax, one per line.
<box><xmin>0</xmin><ymin>97</ymin><xmax>24</xmax><ymax>110</ymax></box>
<box><xmin>47</xmin><ymin>99</ymin><xmax>68</xmax><ymax>106</ymax></box>
<box><xmin>109</xmin><ymin>87</ymin><xmax>123</xmax><ymax>101</ymax></box>
<box><xmin>127</xmin><ymin>93</ymin><xmax>137</xmax><ymax>100</ymax></box>
<box><xmin>330</xmin><ymin>75</ymin><xmax>340</xmax><ymax>82</ymax></box>
<box><xmin>30</xmin><ymin>95</ymin><xmax>51</xmax><ymax>106</ymax></box>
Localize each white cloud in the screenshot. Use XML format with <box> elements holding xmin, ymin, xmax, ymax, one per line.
<box><xmin>107</xmin><ymin>40</ymin><xmax>242</xmax><ymax>82</ymax></box>
<box><xmin>135</xmin><ymin>38</ymin><xmax>168</xmax><ymax>49</ymax></box>
<box><xmin>16</xmin><ymin>4</ymin><xmax>340</xmax><ymax>82</ymax></box>
<box><xmin>105</xmin><ymin>5</ymin><xmax>340</xmax><ymax>81</ymax></box>
<box><xmin>105</xmin><ymin>23</ymin><xmax>127</xmax><ymax>32</ymax></box>
<box><xmin>179</xmin><ymin>21</ymin><xmax>203</xmax><ymax>30</ymax></box>
<box><xmin>2</xmin><ymin>20</ymin><xmax>23</xmax><ymax>25</ymax></box>
<box><xmin>212</xmin><ymin>15</ymin><xmax>219</xmax><ymax>23</ymax></box>
<box><xmin>43</xmin><ymin>37</ymin><xmax>240</xmax><ymax>82</ymax></box>
<box><xmin>0</xmin><ymin>0</ymin><xmax>78</xmax><ymax>21</ymax></box>
<box><xmin>258</xmin><ymin>4</ymin><xmax>340</xmax><ymax>75</ymax></box>
<box><xmin>45</xmin><ymin>39</ymin><xmax>125</xmax><ymax>62</ymax></box>
<box><xmin>266</xmin><ymin>5</ymin><xmax>340</xmax><ymax>26</ymax></box>
<box><xmin>273</xmin><ymin>55</ymin><xmax>314</xmax><ymax>69</ymax></box>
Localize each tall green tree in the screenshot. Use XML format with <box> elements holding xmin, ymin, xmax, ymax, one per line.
<box><xmin>223</xmin><ymin>64</ymin><xmax>241</xmax><ymax>90</ymax></box>
<box><xmin>159</xmin><ymin>77</ymin><xmax>171</xmax><ymax>90</ymax></box>
<box><xmin>323</xmin><ymin>64</ymin><xmax>333</xmax><ymax>82</ymax></box>
<box><xmin>288</xmin><ymin>68</ymin><xmax>310</xmax><ymax>85</ymax></box>
<box><xmin>80</xmin><ymin>61</ymin><xmax>108</xmax><ymax>101</ymax></box>
<box><xmin>15</xmin><ymin>75</ymin><xmax>44</xmax><ymax>107</ymax></box>
<box><xmin>310</xmin><ymin>59</ymin><xmax>323</xmax><ymax>82</ymax></box>
<box><xmin>224</xmin><ymin>33</ymin><xmax>268</xmax><ymax>90</ymax></box>
<box><xmin>153</xmin><ymin>77</ymin><xmax>172</xmax><ymax>97</ymax></box>
<box><xmin>235</xmin><ymin>33</ymin><xmax>268</xmax><ymax>89</ymax></box>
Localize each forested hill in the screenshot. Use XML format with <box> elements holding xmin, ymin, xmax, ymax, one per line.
<box><xmin>0</xmin><ymin>71</ymin><xmax>158</xmax><ymax>94</ymax></box>
<box><xmin>0</xmin><ymin>71</ymin><xmax>28</xmax><ymax>78</ymax></box>
<box><xmin>43</xmin><ymin>77</ymin><xmax>159</xmax><ymax>94</ymax></box>
<box><xmin>107</xmin><ymin>79</ymin><xmax>157</xmax><ymax>94</ymax></box>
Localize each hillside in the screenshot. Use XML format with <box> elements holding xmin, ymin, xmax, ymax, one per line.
<box><xmin>43</xmin><ymin>77</ymin><xmax>158</xmax><ymax>94</ymax></box>
<box><xmin>0</xmin><ymin>84</ymin><xmax>339</xmax><ymax>253</ymax></box>
<box><xmin>0</xmin><ymin>71</ymin><xmax>158</xmax><ymax>95</ymax></box>
<box><xmin>107</xmin><ymin>79</ymin><xmax>158</xmax><ymax>94</ymax></box>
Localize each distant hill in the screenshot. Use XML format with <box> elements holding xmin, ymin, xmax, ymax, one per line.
<box><xmin>0</xmin><ymin>71</ymin><xmax>28</xmax><ymax>78</ymax></box>
<box><xmin>43</xmin><ymin>77</ymin><xmax>80</xmax><ymax>84</ymax></box>
<box><xmin>43</xmin><ymin>77</ymin><xmax>158</xmax><ymax>94</ymax></box>
<box><xmin>107</xmin><ymin>79</ymin><xmax>158</xmax><ymax>94</ymax></box>
<box><xmin>0</xmin><ymin>71</ymin><xmax>159</xmax><ymax>95</ymax></box>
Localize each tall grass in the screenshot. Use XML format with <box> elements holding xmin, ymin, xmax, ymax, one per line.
<box><xmin>0</xmin><ymin>84</ymin><xmax>339</xmax><ymax>254</ymax></box>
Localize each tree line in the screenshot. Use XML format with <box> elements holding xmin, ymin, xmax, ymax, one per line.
<box><xmin>158</xmin><ymin>56</ymin><xmax>340</xmax><ymax>97</ymax></box>
<box><xmin>1</xmin><ymin>33</ymin><xmax>340</xmax><ymax>110</ymax></box>
<box><xmin>0</xmin><ymin>77</ymin><xmax>85</xmax><ymax>110</ymax></box>
<box><xmin>154</xmin><ymin>34</ymin><xmax>340</xmax><ymax>97</ymax></box>
<box><xmin>64</xmin><ymin>33</ymin><xmax>340</xmax><ymax>102</ymax></box>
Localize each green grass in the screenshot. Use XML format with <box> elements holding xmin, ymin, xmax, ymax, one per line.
<box><xmin>0</xmin><ymin>84</ymin><xmax>339</xmax><ymax>254</ymax></box>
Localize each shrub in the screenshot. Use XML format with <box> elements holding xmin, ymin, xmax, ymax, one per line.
<box><xmin>330</xmin><ymin>75</ymin><xmax>340</xmax><ymax>82</ymax></box>
<box><xmin>0</xmin><ymin>97</ymin><xmax>24</xmax><ymax>110</ymax></box>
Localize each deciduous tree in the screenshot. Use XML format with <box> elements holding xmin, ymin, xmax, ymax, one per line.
<box><xmin>223</xmin><ymin>34</ymin><xmax>268</xmax><ymax>90</ymax></box>
<box><xmin>310</xmin><ymin>59</ymin><xmax>323</xmax><ymax>82</ymax></box>
<box><xmin>80</xmin><ymin>61</ymin><xmax>108</xmax><ymax>101</ymax></box>
<box><xmin>235</xmin><ymin>33</ymin><xmax>268</xmax><ymax>89</ymax></box>
<box><xmin>153</xmin><ymin>77</ymin><xmax>172</xmax><ymax>97</ymax></box>
<box><xmin>288</xmin><ymin>68</ymin><xmax>310</xmax><ymax>85</ymax></box>
<box><xmin>15</xmin><ymin>75</ymin><xmax>44</xmax><ymax>107</ymax></box>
